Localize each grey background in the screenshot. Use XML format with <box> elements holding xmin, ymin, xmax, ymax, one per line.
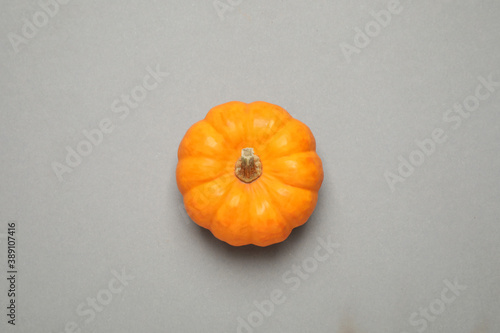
<box><xmin>1</xmin><ymin>0</ymin><xmax>499</xmax><ymax>332</ymax></box>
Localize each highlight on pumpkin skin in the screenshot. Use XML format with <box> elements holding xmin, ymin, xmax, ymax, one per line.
<box><xmin>204</xmin><ymin>101</ymin><xmax>249</xmax><ymax>150</ymax></box>
<box><xmin>176</xmin><ymin>101</ymin><xmax>323</xmax><ymax>246</ymax></box>
<box><xmin>176</xmin><ymin>157</ymin><xmax>228</xmax><ymax>194</ymax></box>
<box><xmin>247</xmin><ymin>101</ymin><xmax>292</xmax><ymax>146</ymax></box>
<box><xmin>209</xmin><ymin>180</ymin><xmax>255</xmax><ymax>246</ymax></box>
<box><xmin>258</xmin><ymin>118</ymin><xmax>317</xmax><ymax>160</ymax></box>
<box><xmin>264</xmin><ymin>151</ymin><xmax>323</xmax><ymax>191</ymax></box>
<box><xmin>177</xmin><ymin>120</ymin><xmax>229</xmax><ymax>160</ymax></box>
<box><xmin>181</xmin><ymin>174</ymin><xmax>235</xmax><ymax>229</ymax></box>
<box><xmin>260</xmin><ymin>173</ymin><xmax>318</xmax><ymax>229</ymax></box>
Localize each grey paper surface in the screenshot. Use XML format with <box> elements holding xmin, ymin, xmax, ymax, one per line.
<box><xmin>1</xmin><ymin>1</ymin><xmax>499</xmax><ymax>332</ymax></box>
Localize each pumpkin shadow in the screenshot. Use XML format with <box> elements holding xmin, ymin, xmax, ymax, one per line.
<box><xmin>192</xmin><ymin>222</ymin><xmax>311</xmax><ymax>261</ymax></box>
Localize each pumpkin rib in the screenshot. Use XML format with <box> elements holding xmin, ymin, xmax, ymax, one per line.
<box><xmin>258</xmin><ymin>118</ymin><xmax>317</xmax><ymax>160</ymax></box>
<box><xmin>204</xmin><ymin>102</ymin><xmax>249</xmax><ymax>149</ymax></box>
<box><xmin>247</xmin><ymin>180</ymin><xmax>292</xmax><ymax>246</ymax></box>
<box><xmin>176</xmin><ymin>156</ymin><xmax>226</xmax><ymax>193</ymax></box>
<box><xmin>260</xmin><ymin>181</ymin><xmax>291</xmax><ymax>234</ymax></box>
<box><xmin>182</xmin><ymin>172</ymin><xmax>233</xmax><ymax>204</ymax></box>
<box><xmin>177</xmin><ymin>120</ymin><xmax>232</xmax><ymax>161</ymax></box>
<box><xmin>254</xmin><ymin>116</ymin><xmax>293</xmax><ymax>150</ymax></box>
<box><xmin>210</xmin><ymin>180</ymin><xmax>253</xmax><ymax>245</ymax></box>
<box><xmin>265</xmin><ymin>150</ymin><xmax>321</xmax><ymax>164</ymax></box>
<box><xmin>257</xmin><ymin>116</ymin><xmax>292</xmax><ymax>144</ymax></box>
<box><xmin>247</xmin><ymin>102</ymin><xmax>293</xmax><ymax>148</ymax></box>
<box><xmin>176</xmin><ymin>156</ymin><xmax>232</xmax><ymax>194</ymax></box>
<box><xmin>263</xmin><ymin>169</ymin><xmax>322</xmax><ymax>193</ymax></box>
<box><xmin>244</xmin><ymin>183</ymin><xmax>258</xmax><ymax>245</ymax></box>
<box><xmin>206</xmin><ymin>178</ymin><xmax>237</xmax><ymax>229</ymax></box>
<box><xmin>199</xmin><ymin>119</ymin><xmax>235</xmax><ymax>151</ymax></box>
<box><xmin>183</xmin><ymin>174</ymin><xmax>236</xmax><ymax>229</ymax></box>
<box><xmin>264</xmin><ymin>151</ymin><xmax>324</xmax><ymax>192</ymax></box>
<box><xmin>204</xmin><ymin>120</ymin><xmax>243</xmax><ymax>151</ymax></box>
<box><xmin>260</xmin><ymin>174</ymin><xmax>318</xmax><ymax>229</ymax></box>
<box><xmin>178</xmin><ymin>170</ymin><xmax>231</xmax><ymax>196</ymax></box>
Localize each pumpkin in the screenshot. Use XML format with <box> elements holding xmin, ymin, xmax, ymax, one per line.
<box><xmin>176</xmin><ymin>101</ymin><xmax>323</xmax><ymax>246</ymax></box>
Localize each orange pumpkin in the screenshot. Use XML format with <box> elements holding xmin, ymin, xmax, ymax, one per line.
<box><xmin>176</xmin><ymin>101</ymin><xmax>323</xmax><ymax>246</ymax></box>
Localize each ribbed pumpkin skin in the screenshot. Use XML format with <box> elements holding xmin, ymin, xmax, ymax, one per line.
<box><xmin>176</xmin><ymin>101</ymin><xmax>323</xmax><ymax>246</ymax></box>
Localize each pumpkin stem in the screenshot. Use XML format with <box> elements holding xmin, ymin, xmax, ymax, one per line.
<box><xmin>235</xmin><ymin>148</ymin><xmax>262</xmax><ymax>183</ymax></box>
